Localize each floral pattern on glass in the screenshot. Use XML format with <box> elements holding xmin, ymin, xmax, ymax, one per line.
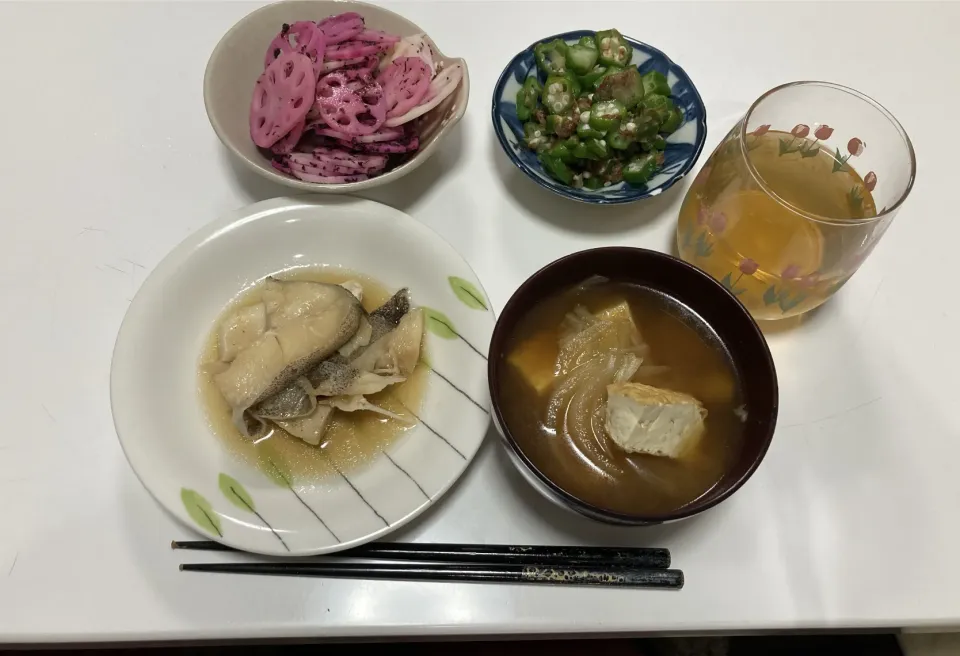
<box><xmin>764</xmin><ymin>122</ymin><xmax>879</xmax><ymax>218</ymax></box>
<box><xmin>777</xmin><ymin>122</ymin><xmax>839</xmax><ymax>160</ymax></box>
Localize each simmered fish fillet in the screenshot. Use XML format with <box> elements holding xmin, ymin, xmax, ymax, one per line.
<box><xmin>274</xmin><ymin>394</ymin><xmax>411</xmax><ymax>446</ymax></box>
<box><xmin>338</xmin><ymin>315</ymin><xmax>372</xmax><ymax>359</ymax></box>
<box><xmin>218</xmin><ymin>303</ymin><xmax>267</xmax><ymax>362</ymax></box>
<box><xmin>310</xmin><ymin>308</ymin><xmax>423</xmax><ymax>397</ymax></box>
<box><xmin>275</xmin><ymin>405</ymin><xmax>335</xmax><ymax>446</ymax></box>
<box><xmin>252</xmin><ymin>381</ymin><xmax>317</xmax><ymax>420</ymax></box>
<box><xmin>213</xmin><ymin>279</ymin><xmax>362</xmax><ymax>435</ymax></box>
<box><xmin>256</xmin><ymin>289</ymin><xmax>413</xmax><ymax>418</ymax></box>
<box><xmin>339</xmin><ymin>280</ymin><xmax>364</xmax><ymax>302</ymax></box>
<box><xmin>322</xmin><ymin>395</ymin><xmax>413</xmax><ymax>423</ymax></box>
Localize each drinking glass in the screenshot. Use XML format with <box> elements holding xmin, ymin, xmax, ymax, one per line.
<box><xmin>677</xmin><ymin>81</ymin><xmax>915</xmax><ymax>320</ymax></box>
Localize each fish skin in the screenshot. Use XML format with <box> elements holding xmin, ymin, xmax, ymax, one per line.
<box><xmin>252</xmin><ymin>379</ymin><xmax>317</xmax><ymax>420</ymax></box>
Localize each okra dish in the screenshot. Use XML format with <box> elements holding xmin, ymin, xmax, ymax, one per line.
<box><xmin>517</xmin><ymin>29</ymin><xmax>684</xmax><ymax>189</ymax></box>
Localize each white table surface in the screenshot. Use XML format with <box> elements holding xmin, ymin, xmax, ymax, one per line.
<box><xmin>1</xmin><ymin>0</ymin><xmax>958</xmax><ymax>644</ymax></box>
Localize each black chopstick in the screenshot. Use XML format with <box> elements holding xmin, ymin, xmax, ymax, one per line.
<box><xmin>172</xmin><ymin>540</ymin><xmax>671</xmax><ymax>569</ymax></box>
<box><xmin>180</xmin><ymin>561</ymin><xmax>684</xmax><ymax>589</ymax></box>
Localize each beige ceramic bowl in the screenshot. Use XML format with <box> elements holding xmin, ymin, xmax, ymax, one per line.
<box><xmin>204</xmin><ymin>0</ymin><xmax>469</xmax><ymax>193</ymax></box>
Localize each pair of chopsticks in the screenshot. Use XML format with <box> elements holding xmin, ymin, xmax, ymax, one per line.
<box><xmin>173</xmin><ymin>540</ymin><xmax>683</xmax><ymax>589</ymax></box>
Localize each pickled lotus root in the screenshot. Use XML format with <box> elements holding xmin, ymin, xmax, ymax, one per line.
<box><xmin>250</xmin><ymin>52</ymin><xmax>316</xmax><ymax>148</ymax></box>
<box><xmin>316</xmin><ymin>72</ymin><xmax>386</xmax><ymax>136</ymax></box>
<box><xmin>316</xmin><ymin>12</ymin><xmax>364</xmax><ymax>44</ymax></box>
<box><xmin>384</xmin><ymin>62</ymin><xmax>463</xmax><ymax>127</ymax></box>
<box><xmin>355</xmin><ymin>29</ymin><xmax>402</xmax><ymax>45</ymax></box>
<box><xmin>264</xmin><ymin>21</ymin><xmax>326</xmax><ymax>69</ymax></box>
<box><xmin>270</xmin><ymin>117</ymin><xmax>306</xmax><ymax>155</ymax></box>
<box><xmin>250</xmin><ymin>14</ymin><xmax>465</xmax><ymax>184</ymax></box>
<box><xmin>380</xmin><ymin>57</ymin><xmax>431</xmax><ymax>118</ymax></box>
<box><xmin>325</xmin><ymin>41</ymin><xmax>386</xmax><ymax>60</ymax></box>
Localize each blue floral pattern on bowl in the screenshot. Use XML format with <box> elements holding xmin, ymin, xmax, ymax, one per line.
<box><xmin>492</xmin><ymin>31</ymin><xmax>707</xmax><ymax>205</ymax></box>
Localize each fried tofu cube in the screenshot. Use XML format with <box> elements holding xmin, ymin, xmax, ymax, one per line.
<box><xmin>604</xmin><ymin>382</ymin><xmax>706</xmax><ymax>458</ymax></box>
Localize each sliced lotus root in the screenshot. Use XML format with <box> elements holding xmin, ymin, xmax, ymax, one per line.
<box><xmin>316</xmin><ymin>72</ymin><xmax>386</xmax><ymax>136</ymax></box>
<box><xmin>320</xmin><ymin>56</ymin><xmax>366</xmax><ymax>74</ymax></box>
<box><xmin>250</xmin><ymin>52</ymin><xmax>316</xmax><ymax>148</ymax></box>
<box><xmin>288</xmin><ymin>151</ymin><xmax>387</xmax><ymax>177</ymax></box>
<box><xmin>356</xmin><ymin>29</ymin><xmax>401</xmax><ymax>45</ymax></box>
<box><xmin>380</xmin><ymin>33</ymin><xmax>436</xmax><ymax>77</ymax></box>
<box><xmin>264</xmin><ymin>21</ymin><xmax>326</xmax><ymax>69</ymax></box>
<box><xmin>306</xmin><ymin>147</ymin><xmax>388</xmax><ymax>172</ymax></box>
<box><xmin>291</xmin><ymin>169</ymin><xmax>370</xmax><ymax>184</ymax></box>
<box><xmin>384</xmin><ymin>62</ymin><xmax>462</xmax><ymax>127</ymax></box>
<box><xmin>380</xmin><ymin>56</ymin><xmax>431</xmax><ymax>118</ymax></box>
<box><xmin>353</xmin><ymin>134</ymin><xmax>420</xmax><ymax>153</ymax></box>
<box><xmin>270</xmin><ymin>116</ymin><xmax>306</xmax><ymax>154</ymax></box>
<box><xmin>316</xmin><ymin>12</ymin><xmax>364</xmax><ymax>45</ymax></box>
<box><xmin>355</xmin><ymin>126</ymin><xmax>404</xmax><ymax>143</ymax></box>
<box><xmin>325</xmin><ymin>40</ymin><xmax>386</xmax><ymax>60</ymax></box>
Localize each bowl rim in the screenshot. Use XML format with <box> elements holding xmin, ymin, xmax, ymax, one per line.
<box><xmin>487</xmin><ymin>246</ymin><xmax>778</xmax><ymax>524</ymax></box>
<box><xmin>491</xmin><ymin>30</ymin><xmax>708</xmax><ymax>205</ymax></box>
<box><xmin>202</xmin><ymin>0</ymin><xmax>469</xmax><ymax>193</ymax></box>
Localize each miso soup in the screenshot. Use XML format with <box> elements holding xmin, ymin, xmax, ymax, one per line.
<box><xmin>498</xmin><ymin>280</ymin><xmax>745</xmax><ymax>516</ymax></box>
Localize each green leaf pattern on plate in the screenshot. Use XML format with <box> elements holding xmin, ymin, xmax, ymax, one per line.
<box><xmin>448</xmin><ymin>276</ymin><xmax>488</xmax><ymax>311</ymax></box>
<box><xmin>218</xmin><ymin>473</ymin><xmax>256</xmax><ymax>512</ymax></box>
<box><xmin>262</xmin><ymin>454</ymin><xmax>292</xmax><ymax>488</ymax></box>
<box><xmin>423</xmin><ymin>307</ymin><xmax>458</xmax><ymax>339</ymax></box>
<box><xmin>180</xmin><ymin>488</ymin><xmax>222</xmax><ymax>537</ymax></box>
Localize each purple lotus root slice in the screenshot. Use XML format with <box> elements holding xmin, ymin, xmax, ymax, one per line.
<box><xmin>287</xmin><ymin>153</ymin><xmax>363</xmax><ymax>177</ymax></box>
<box><xmin>270</xmin><ymin>116</ymin><xmax>307</xmax><ymax>154</ymax></box>
<box><xmin>380</xmin><ymin>56</ymin><xmax>431</xmax><ymax>118</ymax></box>
<box><xmin>250</xmin><ymin>52</ymin><xmax>317</xmax><ymax>148</ymax></box>
<box><xmin>356</xmin><ymin>29</ymin><xmax>401</xmax><ymax>45</ymax></box>
<box><xmin>290</xmin><ymin>169</ymin><xmax>370</xmax><ymax>184</ymax></box>
<box><xmin>324</xmin><ymin>40</ymin><xmax>385</xmax><ymax>60</ymax></box>
<box><xmin>264</xmin><ymin>21</ymin><xmax>326</xmax><ymax>69</ymax></box>
<box><xmin>381</xmin><ymin>34</ymin><xmax>436</xmax><ymax>77</ymax></box>
<box><xmin>289</xmin><ymin>151</ymin><xmax>388</xmax><ymax>176</ymax></box>
<box><xmin>384</xmin><ymin>62</ymin><xmax>462</xmax><ymax>127</ymax></box>
<box><xmin>271</xmin><ymin>156</ymin><xmax>293</xmax><ymax>175</ymax></box>
<box><xmin>316</xmin><ymin>72</ymin><xmax>386</xmax><ymax>136</ymax></box>
<box><xmin>340</xmin><ymin>59</ymin><xmax>379</xmax><ymax>81</ymax></box>
<box><xmin>354</xmin><ymin>134</ymin><xmax>419</xmax><ymax>153</ymax></box>
<box><xmin>320</xmin><ymin>56</ymin><xmax>366</xmax><ymax>73</ymax></box>
<box><xmin>316</xmin><ymin>12</ymin><xmax>364</xmax><ymax>45</ymax></box>
<box><xmin>355</xmin><ymin>126</ymin><xmax>404</xmax><ymax>143</ymax></box>
<box><xmin>303</xmin><ymin>147</ymin><xmax>388</xmax><ymax>173</ymax></box>
<box><xmin>315</xmin><ymin>127</ymin><xmax>354</xmax><ymax>141</ymax></box>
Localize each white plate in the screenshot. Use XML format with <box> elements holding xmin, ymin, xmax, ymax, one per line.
<box><xmin>111</xmin><ymin>196</ymin><xmax>494</xmax><ymax>555</ymax></box>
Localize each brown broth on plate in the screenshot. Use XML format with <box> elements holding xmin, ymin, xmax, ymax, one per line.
<box><xmin>197</xmin><ymin>267</ymin><xmax>427</xmax><ymax>483</ymax></box>
<box><xmin>498</xmin><ymin>281</ymin><xmax>744</xmax><ymax>515</ymax></box>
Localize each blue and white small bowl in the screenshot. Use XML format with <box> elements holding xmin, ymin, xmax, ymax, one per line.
<box><xmin>492</xmin><ymin>31</ymin><xmax>707</xmax><ymax>205</ymax></box>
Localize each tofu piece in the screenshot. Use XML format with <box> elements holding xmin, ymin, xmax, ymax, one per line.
<box><xmin>507</xmin><ymin>330</ymin><xmax>558</xmax><ymax>397</ymax></box>
<box><xmin>604</xmin><ymin>382</ymin><xmax>706</xmax><ymax>458</ymax></box>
